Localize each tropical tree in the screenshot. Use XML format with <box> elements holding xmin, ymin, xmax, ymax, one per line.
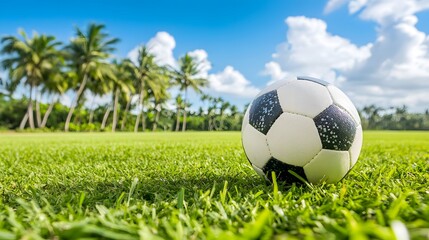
<box><xmin>218</xmin><ymin>98</ymin><xmax>231</xmax><ymax>130</ymax></box>
<box><xmin>64</xmin><ymin>23</ymin><xmax>119</xmax><ymax>132</ymax></box>
<box><xmin>1</xmin><ymin>30</ymin><xmax>62</xmax><ymax>129</ymax></box>
<box><xmin>362</xmin><ymin>105</ymin><xmax>383</xmax><ymax>129</ymax></box>
<box><xmin>39</xmin><ymin>60</ymin><xmax>67</xmax><ymax>128</ymax></box>
<box><xmin>111</xmin><ymin>60</ymin><xmax>134</xmax><ymax>132</ymax></box>
<box><xmin>172</xmin><ymin>54</ymin><xmax>208</xmax><ymax>131</ymax></box>
<box><xmin>129</xmin><ymin>46</ymin><xmax>166</xmax><ymax>132</ymax></box>
<box><xmin>86</xmin><ymin>79</ymin><xmax>109</xmax><ymax>127</ymax></box>
<box><xmin>120</xmin><ymin>90</ymin><xmax>134</xmax><ymax>131</ymax></box>
<box><xmin>150</xmin><ymin>75</ymin><xmax>170</xmax><ymax>131</ymax></box>
<box><xmin>206</xmin><ymin>96</ymin><xmax>219</xmax><ymax>131</ymax></box>
<box><xmin>174</xmin><ymin>94</ymin><xmax>184</xmax><ymax>131</ymax></box>
<box><xmin>229</xmin><ymin>105</ymin><xmax>239</xmax><ymax>119</ymax></box>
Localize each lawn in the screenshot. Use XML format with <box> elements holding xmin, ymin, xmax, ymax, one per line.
<box><xmin>0</xmin><ymin>131</ymin><xmax>428</xmax><ymax>239</ymax></box>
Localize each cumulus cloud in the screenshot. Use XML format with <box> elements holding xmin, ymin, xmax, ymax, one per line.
<box><xmin>264</xmin><ymin>16</ymin><xmax>371</xmax><ymax>84</ymax></box>
<box><xmin>325</xmin><ymin>0</ymin><xmax>429</xmax><ymax>23</ymax></box>
<box><xmin>186</xmin><ymin>49</ymin><xmax>260</xmax><ymax>98</ymax></box>
<box><xmin>127</xmin><ymin>33</ymin><xmax>260</xmax><ymax>99</ymax></box>
<box><xmin>127</xmin><ymin>31</ymin><xmax>176</xmax><ymax>67</ymax></box>
<box><xmin>324</xmin><ymin>0</ymin><xmax>348</xmax><ymax>14</ymax></box>
<box><xmin>262</xmin><ymin>61</ymin><xmax>288</xmax><ymax>84</ymax></box>
<box><xmin>208</xmin><ymin>66</ymin><xmax>260</xmax><ymax>98</ymax></box>
<box><xmin>264</xmin><ymin>0</ymin><xmax>429</xmax><ymax>111</ymax></box>
<box><xmin>345</xmin><ymin>0</ymin><xmax>429</xmax><ymax>25</ymax></box>
<box><xmin>84</xmin><ymin>91</ymin><xmax>112</xmax><ymax>109</ymax></box>
<box><xmin>348</xmin><ymin>15</ymin><xmax>429</xmax><ymax>87</ymax></box>
<box><xmin>58</xmin><ymin>91</ymin><xmax>72</xmax><ymax>108</ymax></box>
<box><xmin>188</xmin><ymin>49</ymin><xmax>212</xmax><ymax>78</ymax></box>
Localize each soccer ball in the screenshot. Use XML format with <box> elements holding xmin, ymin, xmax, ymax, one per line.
<box><xmin>242</xmin><ymin>76</ymin><xmax>363</xmax><ymax>184</ymax></box>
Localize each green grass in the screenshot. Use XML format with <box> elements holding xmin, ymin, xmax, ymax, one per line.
<box><xmin>0</xmin><ymin>131</ymin><xmax>428</xmax><ymax>239</ymax></box>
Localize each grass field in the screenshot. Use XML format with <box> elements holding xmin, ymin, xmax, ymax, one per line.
<box><xmin>0</xmin><ymin>131</ymin><xmax>428</xmax><ymax>239</ymax></box>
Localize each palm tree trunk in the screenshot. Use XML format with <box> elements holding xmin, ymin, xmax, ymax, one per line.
<box><xmin>182</xmin><ymin>88</ymin><xmax>188</xmax><ymax>132</ymax></box>
<box><xmin>111</xmin><ymin>88</ymin><xmax>120</xmax><ymax>132</ymax></box>
<box><xmin>88</xmin><ymin>96</ymin><xmax>96</xmax><ymax>124</ymax></box>
<box><xmin>19</xmin><ymin>112</ymin><xmax>29</xmax><ymax>130</ymax></box>
<box><xmin>40</xmin><ymin>97</ymin><xmax>56</xmax><ymax>128</ymax></box>
<box><xmin>134</xmin><ymin>88</ymin><xmax>144</xmax><ymax>132</ymax></box>
<box><xmin>35</xmin><ymin>100</ymin><xmax>42</xmax><ymax>128</ymax></box>
<box><xmin>141</xmin><ymin>105</ymin><xmax>146</xmax><ymax>132</ymax></box>
<box><xmin>220</xmin><ymin>111</ymin><xmax>224</xmax><ymax>130</ymax></box>
<box><xmin>88</xmin><ymin>110</ymin><xmax>94</xmax><ymax>124</ymax></box>
<box><xmin>101</xmin><ymin>107</ymin><xmax>111</xmax><ymax>130</ymax></box>
<box><xmin>35</xmin><ymin>88</ymin><xmax>42</xmax><ymax>128</ymax></box>
<box><xmin>20</xmin><ymin>83</ymin><xmax>35</xmax><ymax>130</ymax></box>
<box><xmin>121</xmin><ymin>94</ymin><xmax>131</xmax><ymax>131</ymax></box>
<box><xmin>140</xmin><ymin>85</ymin><xmax>146</xmax><ymax>132</ymax></box>
<box><xmin>152</xmin><ymin>104</ymin><xmax>161</xmax><ymax>131</ymax></box>
<box><xmin>65</xmin><ymin>74</ymin><xmax>88</xmax><ymax>132</ymax></box>
<box><xmin>182</xmin><ymin>109</ymin><xmax>187</xmax><ymax>132</ymax></box>
<box><xmin>175</xmin><ymin>108</ymin><xmax>181</xmax><ymax>131</ymax></box>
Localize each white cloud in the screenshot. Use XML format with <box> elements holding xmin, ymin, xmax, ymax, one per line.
<box><xmin>147</xmin><ymin>32</ymin><xmax>176</xmax><ymax>67</ymax></box>
<box><xmin>188</xmin><ymin>49</ymin><xmax>212</xmax><ymax>78</ymax></box>
<box><xmin>346</xmin><ymin>0</ymin><xmax>429</xmax><ymax>25</ymax></box>
<box><xmin>59</xmin><ymin>91</ymin><xmax>72</xmax><ymax>108</ymax></box>
<box><xmin>324</xmin><ymin>0</ymin><xmax>348</xmax><ymax>14</ymax></box>
<box><xmin>57</xmin><ymin>90</ymin><xmax>111</xmax><ymax>110</ymax></box>
<box><xmin>127</xmin><ymin>47</ymin><xmax>139</xmax><ymax>64</ymax></box>
<box><xmin>84</xmin><ymin>91</ymin><xmax>112</xmax><ymax>109</ymax></box>
<box><xmin>127</xmin><ymin>31</ymin><xmax>176</xmax><ymax>67</ymax></box>
<box><xmin>347</xmin><ymin>15</ymin><xmax>429</xmax><ymax>87</ymax></box>
<box><xmin>127</xmin><ymin>33</ymin><xmax>260</xmax><ymax>100</ymax></box>
<box><xmin>262</xmin><ymin>61</ymin><xmax>289</xmax><ymax>84</ymax></box>
<box><xmin>264</xmin><ymin>16</ymin><xmax>371</xmax><ymax>84</ymax></box>
<box><xmin>187</xmin><ymin>49</ymin><xmax>260</xmax><ymax>99</ymax></box>
<box><xmin>263</xmin><ymin>1</ymin><xmax>429</xmax><ymax>111</ymax></box>
<box><xmin>208</xmin><ymin>66</ymin><xmax>260</xmax><ymax>98</ymax></box>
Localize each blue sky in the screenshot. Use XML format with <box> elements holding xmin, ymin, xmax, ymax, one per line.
<box><xmin>1</xmin><ymin>0</ymin><xmax>429</xmax><ymax>111</ymax></box>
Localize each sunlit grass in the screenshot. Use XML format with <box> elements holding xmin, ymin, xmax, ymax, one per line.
<box><xmin>0</xmin><ymin>131</ymin><xmax>428</xmax><ymax>239</ymax></box>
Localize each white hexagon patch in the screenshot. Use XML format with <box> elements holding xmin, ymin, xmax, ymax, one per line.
<box><xmin>242</xmin><ymin>124</ymin><xmax>271</xmax><ymax>169</ymax></box>
<box><xmin>277</xmin><ymin>80</ymin><xmax>333</xmax><ymax>118</ymax></box>
<box><xmin>266</xmin><ymin>112</ymin><xmax>322</xmax><ymax>167</ymax></box>
<box><xmin>304</xmin><ymin>149</ymin><xmax>350</xmax><ymax>184</ymax></box>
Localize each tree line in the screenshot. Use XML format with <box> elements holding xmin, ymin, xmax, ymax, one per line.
<box><xmin>359</xmin><ymin>105</ymin><xmax>429</xmax><ymax>131</ymax></box>
<box><xmin>0</xmin><ymin>23</ymin><xmax>245</xmax><ymax>132</ymax></box>
<box><xmin>1</xmin><ymin>24</ymin><xmax>428</xmax><ymax>132</ymax></box>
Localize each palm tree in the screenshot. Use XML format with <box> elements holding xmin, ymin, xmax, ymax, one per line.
<box><xmin>64</xmin><ymin>23</ymin><xmax>119</xmax><ymax>132</ymax></box>
<box><xmin>39</xmin><ymin>60</ymin><xmax>67</xmax><ymax>128</ymax></box>
<box><xmin>150</xmin><ymin>76</ymin><xmax>170</xmax><ymax>131</ymax></box>
<box><xmin>111</xmin><ymin>60</ymin><xmax>134</xmax><ymax>132</ymax></box>
<box><xmin>229</xmin><ymin>105</ymin><xmax>239</xmax><ymax>121</ymax></box>
<box><xmin>362</xmin><ymin>105</ymin><xmax>383</xmax><ymax>129</ymax></box>
<box><xmin>206</xmin><ymin>96</ymin><xmax>218</xmax><ymax>131</ymax></box>
<box><xmin>120</xmin><ymin>90</ymin><xmax>134</xmax><ymax>131</ymax></box>
<box><xmin>209</xmin><ymin>97</ymin><xmax>223</xmax><ymax>130</ymax></box>
<box><xmin>174</xmin><ymin>95</ymin><xmax>184</xmax><ymax>131</ymax></box>
<box><xmin>86</xmin><ymin>76</ymin><xmax>111</xmax><ymax>127</ymax></box>
<box><xmin>172</xmin><ymin>54</ymin><xmax>208</xmax><ymax>131</ymax></box>
<box><xmin>219</xmin><ymin>98</ymin><xmax>231</xmax><ymax>130</ymax></box>
<box><xmin>1</xmin><ymin>30</ymin><xmax>62</xmax><ymax>129</ymax></box>
<box><xmin>129</xmin><ymin>46</ymin><xmax>165</xmax><ymax>132</ymax></box>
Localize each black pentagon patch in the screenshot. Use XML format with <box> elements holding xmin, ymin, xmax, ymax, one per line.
<box><xmin>249</xmin><ymin>90</ymin><xmax>283</xmax><ymax>135</ymax></box>
<box><xmin>297</xmin><ymin>76</ymin><xmax>330</xmax><ymax>86</ymax></box>
<box><xmin>263</xmin><ymin>158</ymin><xmax>308</xmax><ymax>184</ymax></box>
<box><xmin>314</xmin><ymin>105</ymin><xmax>356</xmax><ymax>151</ymax></box>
